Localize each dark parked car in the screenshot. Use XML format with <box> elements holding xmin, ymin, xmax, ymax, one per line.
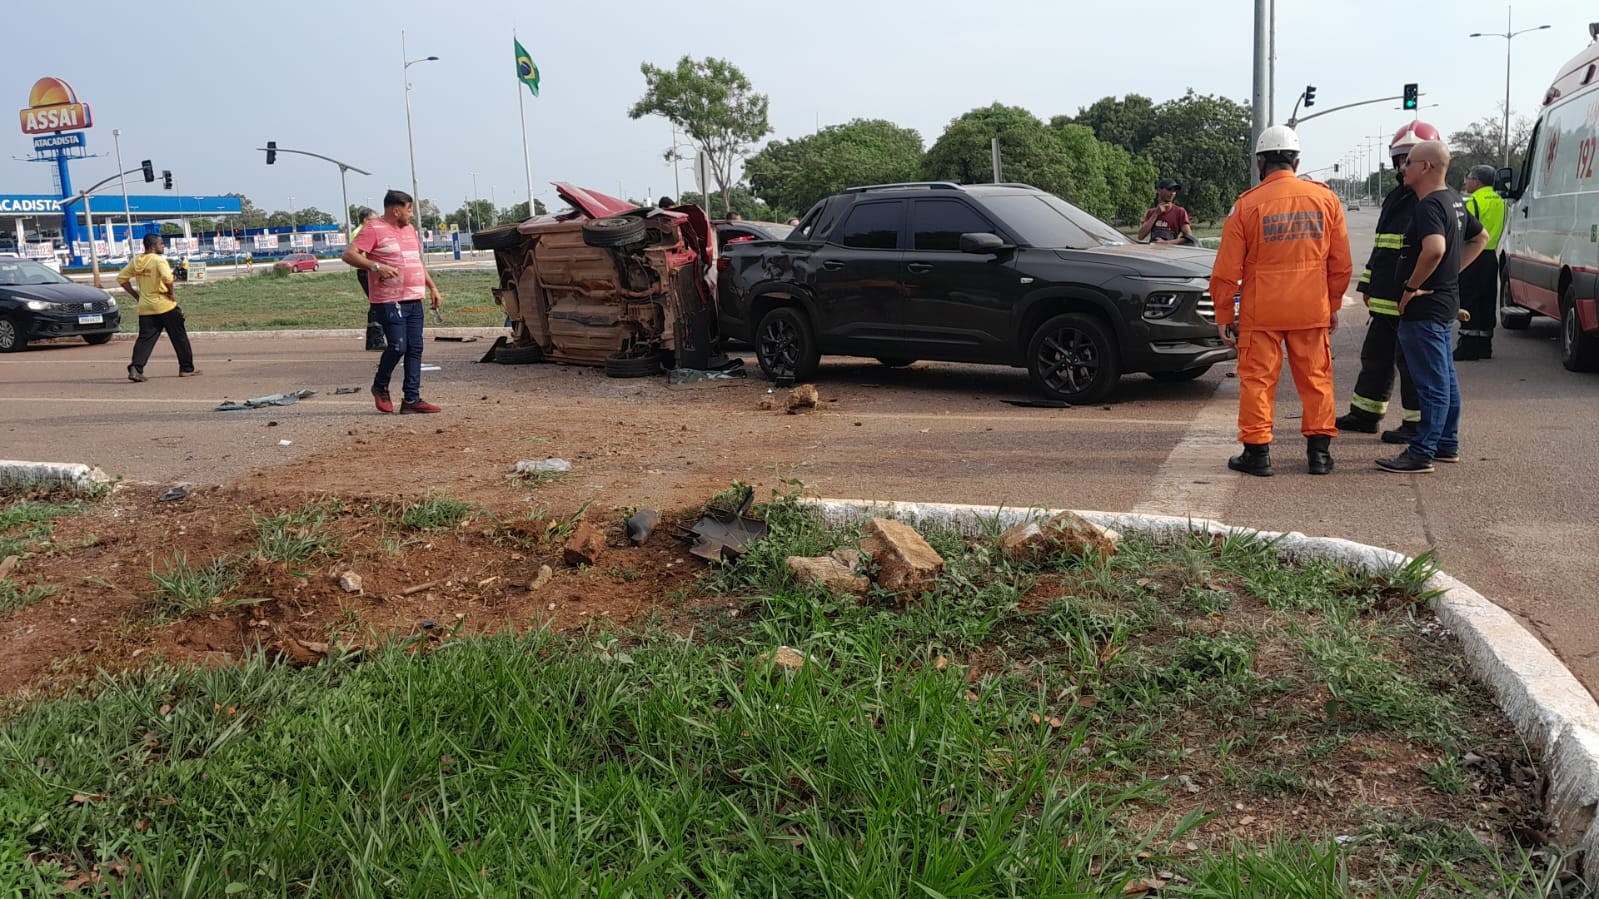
<box><xmin>0</xmin><ymin>256</ymin><xmax>121</xmax><ymax>352</ymax></box>
<box><xmin>717</xmin><ymin>181</ymin><xmax>1232</xmax><ymax>403</ymax></box>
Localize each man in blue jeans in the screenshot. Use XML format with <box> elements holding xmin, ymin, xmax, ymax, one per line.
<box><xmin>1378</xmin><ymin>140</ymin><xmax>1488</xmax><ymax>473</ymax></box>
<box><xmin>340</xmin><ymin>190</ymin><xmax>444</xmax><ymax>413</ymax></box>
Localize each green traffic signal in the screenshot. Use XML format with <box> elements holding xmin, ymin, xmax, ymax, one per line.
<box><xmin>1402</xmin><ymin>83</ymin><xmax>1419</xmax><ymax>110</ymax></box>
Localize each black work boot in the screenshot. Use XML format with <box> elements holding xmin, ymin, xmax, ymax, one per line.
<box><xmin>1227</xmin><ymin>443</ymin><xmax>1273</xmax><ymax>477</ymax></box>
<box><xmin>1453</xmin><ymin>337</ymin><xmax>1492</xmax><ymax>361</ymax></box>
<box><xmin>1334</xmin><ymin>408</ymin><xmax>1380</xmax><ymax>433</ymax></box>
<box><xmin>1381</xmin><ymin>421</ymin><xmax>1419</xmax><ymax>445</ymax></box>
<box><xmin>1306</xmin><ymin>435</ymin><xmax>1333</xmax><ymax>475</ymax></box>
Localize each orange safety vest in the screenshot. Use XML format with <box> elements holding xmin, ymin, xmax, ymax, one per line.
<box><xmin>1208</xmin><ymin>170</ymin><xmax>1352</xmax><ymax>332</ymax></box>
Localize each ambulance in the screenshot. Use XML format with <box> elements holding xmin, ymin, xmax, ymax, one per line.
<box><xmin>1500</xmin><ymin>21</ymin><xmax>1599</xmax><ymax>372</ymax></box>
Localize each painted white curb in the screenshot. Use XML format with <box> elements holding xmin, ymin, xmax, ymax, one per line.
<box><xmin>0</xmin><ymin>460</ymin><xmax>110</xmax><ymax>494</ymax></box>
<box><xmin>805</xmin><ymin>497</ymin><xmax>1599</xmax><ymax>880</ymax></box>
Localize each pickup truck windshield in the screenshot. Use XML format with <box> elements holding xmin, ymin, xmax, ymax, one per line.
<box><xmin>982</xmin><ymin>194</ymin><xmax>1128</xmax><ymax>249</ymax></box>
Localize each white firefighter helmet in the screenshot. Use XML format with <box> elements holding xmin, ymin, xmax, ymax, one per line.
<box><xmin>1254</xmin><ymin>125</ymin><xmax>1302</xmax><ymax>155</ymax></box>
<box><xmin>1389</xmin><ymin>120</ymin><xmax>1442</xmax><ymax>157</ymax></box>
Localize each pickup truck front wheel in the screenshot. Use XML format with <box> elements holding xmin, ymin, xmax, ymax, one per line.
<box><xmin>1027</xmin><ymin>313</ymin><xmax>1121</xmax><ymax>404</ymax></box>
<box><xmin>755</xmin><ymin>307</ymin><xmax>819</xmax><ymax>383</ymax></box>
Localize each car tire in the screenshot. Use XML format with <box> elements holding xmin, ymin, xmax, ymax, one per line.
<box><xmin>312</xmin><ymin>263</ymin><xmax>319</xmax><ymax>272</ymax></box>
<box><xmin>473</xmin><ymin>224</ymin><xmax>523</xmax><ymax>251</ymax></box>
<box><xmin>1499</xmin><ymin>265</ymin><xmax>1531</xmax><ymax>330</ymax></box>
<box><xmin>82</xmin><ymin>333</ymin><xmax>114</xmax><ymax>346</ymax></box>
<box><xmin>876</xmin><ymin>357</ymin><xmax>916</xmax><ymax>368</ymax></box>
<box><xmin>582</xmin><ymin>216</ymin><xmax>648</xmax><ymax>248</ymax></box>
<box><xmin>1560</xmin><ymin>284</ymin><xmax>1599</xmax><ymax>373</ymax></box>
<box><xmin>1148</xmin><ymin>365</ymin><xmax>1212</xmax><ymax>382</ymax></box>
<box><xmin>1027</xmin><ymin>312</ymin><xmax>1121</xmax><ymax>404</ymax></box>
<box><xmin>493</xmin><ymin>342</ymin><xmax>544</xmax><ymax>365</ymax></box>
<box><xmin>0</xmin><ymin>314</ymin><xmax>26</xmax><ymax>353</ymax></box>
<box><xmin>755</xmin><ymin>306</ymin><xmax>820</xmax><ymax>383</ymax></box>
<box><xmin>604</xmin><ymin>351</ymin><xmax>663</xmax><ymax>378</ymax></box>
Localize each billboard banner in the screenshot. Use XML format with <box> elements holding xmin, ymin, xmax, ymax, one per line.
<box><xmin>24</xmin><ymin>241</ymin><xmax>53</xmax><ymax>259</ymax></box>
<box><xmin>19</xmin><ymin>77</ymin><xmax>92</xmax><ymax>135</ymax></box>
<box><xmin>288</xmin><ymin>233</ymin><xmax>314</xmax><ymax>249</ymax></box>
<box><xmin>323</xmin><ymin>232</ymin><xmax>347</xmax><ymax>248</ymax></box>
<box><xmin>213</xmin><ymin>236</ymin><xmax>238</xmax><ymax>253</ymax></box>
<box><xmin>253</xmin><ymin>234</ymin><xmax>280</xmax><ymax>251</ymax></box>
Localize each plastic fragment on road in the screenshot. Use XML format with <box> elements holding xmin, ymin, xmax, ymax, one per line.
<box><xmin>332</xmin><ymin>386</ymin><xmax>361</xmax><ymax>395</ymax></box>
<box><xmin>157</xmin><ymin>485</ymin><xmax>190</xmax><ymax>503</ymax></box>
<box><xmin>214</xmin><ymin>390</ymin><xmax>316</xmax><ymax>412</ymax></box>
<box><xmin>511</xmin><ymin>458</ymin><xmax>571</xmax><ymax>474</ymax></box>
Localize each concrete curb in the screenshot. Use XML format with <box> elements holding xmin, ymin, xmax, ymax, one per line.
<box><xmin>804</xmin><ymin>497</ymin><xmax>1599</xmax><ymax>879</ymax></box>
<box><xmin>0</xmin><ymin>460</ymin><xmax>111</xmax><ymax>494</ymax></box>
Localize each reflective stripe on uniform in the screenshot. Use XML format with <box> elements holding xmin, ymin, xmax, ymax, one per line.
<box><xmin>1402</xmin><ymin>408</ymin><xmax>1420</xmax><ymax>423</ymax></box>
<box><xmin>1367</xmin><ymin>297</ymin><xmax>1400</xmax><ymax>315</ymax></box>
<box><xmin>1351</xmin><ymin>393</ymin><xmax>1388</xmax><ymax>414</ymax></box>
<box><xmin>1460</xmin><ymin>328</ymin><xmax>1493</xmax><ymax>337</ymax></box>
<box><xmin>1373</xmin><ymin>233</ymin><xmax>1405</xmax><ymax>249</ymax></box>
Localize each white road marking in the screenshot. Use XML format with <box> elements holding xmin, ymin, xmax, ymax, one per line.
<box><xmin>1132</xmin><ymin>380</ymin><xmax>1240</xmax><ymax>519</ymax></box>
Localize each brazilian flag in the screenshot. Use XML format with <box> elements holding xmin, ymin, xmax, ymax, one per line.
<box><xmin>515</xmin><ymin>39</ymin><xmax>540</xmax><ymax>97</ymax></box>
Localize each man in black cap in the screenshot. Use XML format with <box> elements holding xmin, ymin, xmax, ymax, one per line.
<box><xmin>1138</xmin><ymin>178</ymin><xmax>1196</xmax><ymax>245</ymax></box>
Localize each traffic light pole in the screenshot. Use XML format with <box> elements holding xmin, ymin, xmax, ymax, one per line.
<box><xmin>1287</xmin><ymin>94</ymin><xmax>1411</xmax><ymax>129</ymax></box>
<box><xmin>258</xmin><ymin>145</ymin><xmax>371</xmax><ymax>243</ymax></box>
<box><xmin>60</xmin><ymin>166</ymin><xmax>159</xmax><ymax>288</ymax></box>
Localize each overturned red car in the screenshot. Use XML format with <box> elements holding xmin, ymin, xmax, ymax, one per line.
<box><xmin>472</xmin><ymin>184</ymin><xmax>727</xmax><ymax>375</ymax></box>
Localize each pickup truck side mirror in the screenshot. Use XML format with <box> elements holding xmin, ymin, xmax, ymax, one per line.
<box><xmin>1496</xmin><ymin>166</ymin><xmax>1520</xmax><ymax>200</ymax></box>
<box><xmin>959</xmin><ymin>232</ymin><xmax>1007</xmax><ymax>254</ymax></box>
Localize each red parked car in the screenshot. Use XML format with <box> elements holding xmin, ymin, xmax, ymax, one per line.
<box><xmin>274</xmin><ymin>252</ymin><xmax>319</xmax><ymax>273</ymax></box>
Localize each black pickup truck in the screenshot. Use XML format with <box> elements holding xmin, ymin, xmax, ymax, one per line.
<box><xmin>716</xmin><ymin>181</ymin><xmax>1233</xmax><ymax>404</ymax></box>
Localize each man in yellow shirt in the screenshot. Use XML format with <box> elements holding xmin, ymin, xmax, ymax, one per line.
<box><xmin>117</xmin><ymin>233</ymin><xmax>198</xmax><ymax>381</ymax></box>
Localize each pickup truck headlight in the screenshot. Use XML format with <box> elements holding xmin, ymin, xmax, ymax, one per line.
<box><xmin>1133</xmin><ymin>277</ymin><xmax>1209</xmax><ymax>321</ymax></box>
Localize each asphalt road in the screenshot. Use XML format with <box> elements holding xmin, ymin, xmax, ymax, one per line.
<box><xmin>5</xmin><ymin>208</ymin><xmax>1598</xmax><ymax>697</ymax></box>
<box><xmin>64</xmin><ymin>251</ymin><xmax>497</xmax><ymax>285</ymax></box>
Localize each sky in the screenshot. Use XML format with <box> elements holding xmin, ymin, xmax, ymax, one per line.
<box><xmin>2</xmin><ymin>0</ymin><xmax>1590</xmax><ymax>223</ymax></box>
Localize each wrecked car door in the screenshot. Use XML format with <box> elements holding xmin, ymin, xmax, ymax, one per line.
<box><xmin>808</xmin><ymin>199</ymin><xmax>905</xmax><ymax>356</ymax></box>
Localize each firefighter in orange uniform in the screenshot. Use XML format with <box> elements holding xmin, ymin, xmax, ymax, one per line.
<box><xmin>1208</xmin><ymin>125</ymin><xmax>1353</xmax><ymax>476</ymax></box>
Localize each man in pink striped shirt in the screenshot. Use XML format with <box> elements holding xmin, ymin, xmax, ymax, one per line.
<box><xmin>341</xmin><ymin>189</ymin><xmax>444</xmax><ymax>413</ymax></box>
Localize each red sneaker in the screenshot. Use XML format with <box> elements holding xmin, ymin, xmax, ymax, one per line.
<box><xmin>372</xmin><ymin>386</ymin><xmax>394</xmax><ymax>414</ymax></box>
<box><xmin>400</xmin><ymin>399</ymin><xmax>441</xmax><ymax>414</ymax></box>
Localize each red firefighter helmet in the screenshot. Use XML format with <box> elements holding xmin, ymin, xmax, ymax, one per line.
<box><xmin>1390</xmin><ymin>120</ymin><xmax>1442</xmax><ymax>157</ymax></box>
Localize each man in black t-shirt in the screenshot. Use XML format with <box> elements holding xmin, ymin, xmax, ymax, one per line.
<box><xmin>1378</xmin><ymin>141</ymin><xmax>1488</xmax><ymax>473</ymax></box>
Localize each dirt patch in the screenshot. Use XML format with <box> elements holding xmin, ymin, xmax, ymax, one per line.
<box><xmin>0</xmin><ymin>483</ymin><xmax>714</xmax><ymax>698</ymax></box>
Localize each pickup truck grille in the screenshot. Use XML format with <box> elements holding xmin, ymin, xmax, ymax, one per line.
<box><xmin>1197</xmin><ymin>293</ymin><xmax>1216</xmax><ymax>323</ymax></box>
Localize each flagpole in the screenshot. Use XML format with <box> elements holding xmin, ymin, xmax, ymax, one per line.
<box><xmin>516</xmin><ymin>33</ymin><xmax>534</xmax><ymax>215</ymax></box>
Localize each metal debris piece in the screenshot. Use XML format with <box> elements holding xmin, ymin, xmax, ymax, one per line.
<box><xmin>332</xmin><ymin>386</ymin><xmax>362</xmax><ymax>395</ymax></box>
<box><xmin>674</xmin><ymin>486</ymin><xmax>768</xmax><ymax>562</ymax></box>
<box><xmin>511</xmin><ymin>458</ymin><xmax>571</xmax><ymax>475</ymax></box>
<box><xmin>157</xmin><ymin>485</ymin><xmax>190</xmax><ymax>503</ymax></box>
<box><xmin>214</xmin><ymin>389</ymin><xmax>316</xmax><ymax>412</ymax></box>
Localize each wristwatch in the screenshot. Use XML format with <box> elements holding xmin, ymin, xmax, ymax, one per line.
<box><xmin>369</xmin><ymin>261</ymin><xmax>381</xmax><ymax>273</ymax></box>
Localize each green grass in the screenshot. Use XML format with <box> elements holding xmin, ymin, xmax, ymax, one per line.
<box><xmin>250</xmin><ymin>502</ymin><xmax>342</xmax><ymax>566</ymax></box>
<box><xmin>149</xmin><ymin>552</ymin><xmax>239</xmax><ymax>617</ymax></box>
<box><xmin>0</xmin><ymin>496</ymin><xmax>92</xmax><ymax>615</ymax></box>
<box><xmin>119</xmin><ymin>269</ymin><xmax>502</xmax><ymax>332</ymax></box>
<box><xmin>386</xmin><ymin>495</ymin><xmax>475</xmax><ymax>531</ymax></box>
<box><xmin>0</xmin><ymin>497</ymin><xmax>1565</xmax><ymax>897</ymax></box>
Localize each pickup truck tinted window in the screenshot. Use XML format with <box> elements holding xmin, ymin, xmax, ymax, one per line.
<box><xmin>910</xmin><ymin>200</ymin><xmax>996</xmax><ymax>251</ymax></box>
<box><xmin>839</xmin><ymin>202</ymin><xmax>903</xmax><ymax>250</ymax></box>
<box><xmin>983</xmin><ymin>193</ymin><xmax>1127</xmax><ymax>249</ymax></box>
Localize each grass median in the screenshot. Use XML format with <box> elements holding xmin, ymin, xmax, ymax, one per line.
<box><xmin>117</xmin><ymin>268</ymin><xmax>504</xmax><ymax>333</ymax></box>
<box><xmin>0</xmin><ymin>491</ymin><xmax>1571</xmax><ymax>896</ymax></box>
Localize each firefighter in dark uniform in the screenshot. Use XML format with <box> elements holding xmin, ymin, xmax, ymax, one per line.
<box><xmin>1335</xmin><ymin>120</ymin><xmax>1442</xmax><ymax>445</ymax></box>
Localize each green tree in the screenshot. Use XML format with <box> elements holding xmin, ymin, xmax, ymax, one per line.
<box><xmin>417</xmin><ymin>199</ymin><xmax>442</xmax><ymax>231</ymax></box>
<box><xmin>265</xmin><ymin>211</ymin><xmax>295</xmax><ymax>228</ymax></box>
<box><xmin>294</xmin><ymin>207</ymin><xmax>335</xmax><ymax>226</ymax></box>
<box><xmin>629</xmin><ymin>56</ymin><xmax>772</xmax><ymax>216</ymax></box>
<box><xmin>191</xmin><ymin>218</ymin><xmax>216</xmax><ymax>234</ymax></box>
<box><xmin>745</xmin><ymin>118</ymin><xmax>924</xmax><ymax>215</ymax></box>
<box><xmin>217</xmin><ymin>193</ymin><xmax>267</xmax><ymax>231</ymax></box>
<box><xmin>676</xmin><ymin>186</ymin><xmax>776</xmax><ymax>221</ymax></box>
<box><xmin>1059</xmin><ymin>94</ymin><xmax>1157</xmax><ymax>156</ymax></box>
<box><xmin>1446</xmin><ymin>107</ymin><xmax>1533</xmax><ymax>187</ymax></box>
<box><xmin>495</xmin><ymin>199</ymin><xmax>547</xmax><ymax>224</ymax></box>
<box><xmin>1063</xmin><ymin>91</ymin><xmax>1252</xmax><ymax>223</ymax></box>
<box><xmin>921</xmin><ymin>104</ymin><xmax>1152</xmax><ymax>225</ymax></box>
<box><xmin>452</xmin><ymin>199</ymin><xmax>496</xmax><ymax>232</ymax></box>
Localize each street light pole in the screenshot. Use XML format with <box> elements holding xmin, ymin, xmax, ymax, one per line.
<box><xmin>401</xmin><ymin>32</ymin><xmax>439</xmax><ymax>226</ymax></box>
<box><xmin>1470</xmin><ymin>7</ymin><xmax>1550</xmax><ymax>170</ymax></box>
<box><xmin>112</xmin><ymin>129</ymin><xmax>135</xmax><ymax>257</ymax></box>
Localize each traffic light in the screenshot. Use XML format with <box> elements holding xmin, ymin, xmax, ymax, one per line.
<box><xmin>1402</xmin><ymin>83</ymin><xmax>1419</xmax><ymax>110</ymax></box>
<box><xmin>162</xmin><ymin>170</ymin><xmax>172</xmax><ymax>190</ymax></box>
<box><xmin>1304</xmin><ymin>85</ymin><xmax>1317</xmax><ymax>108</ymax></box>
<box><xmin>265</xmin><ymin>140</ymin><xmax>277</xmax><ymax>164</ymax></box>
<box><xmin>140</xmin><ymin>159</ymin><xmax>154</xmax><ymax>183</ymax></box>
<box><xmin>1333</xmin><ymin>163</ymin><xmax>1340</xmax><ymax>173</ymax></box>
